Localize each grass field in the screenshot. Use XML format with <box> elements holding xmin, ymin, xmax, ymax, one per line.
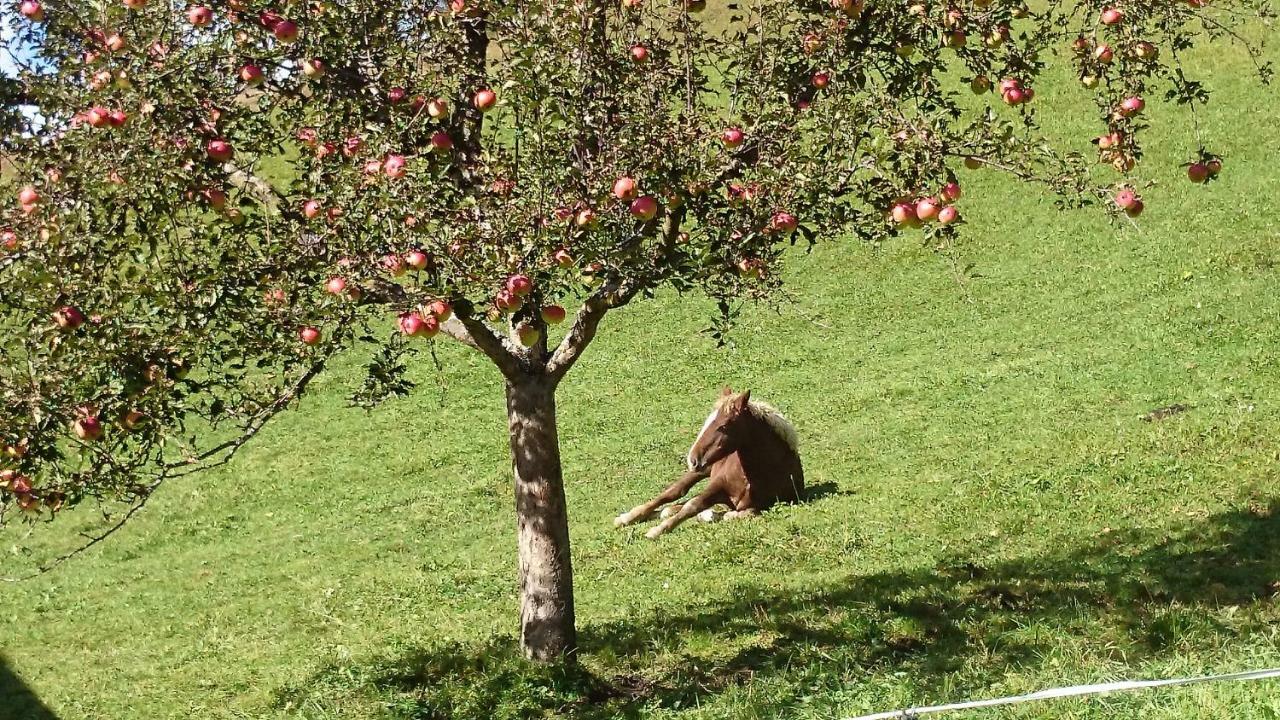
<box><xmin>4</xmin><ymin>16</ymin><xmax>1280</xmax><ymax>720</ymax></box>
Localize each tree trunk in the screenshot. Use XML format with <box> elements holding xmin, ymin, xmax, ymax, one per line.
<box><xmin>506</xmin><ymin>375</ymin><xmax>577</xmax><ymax>661</ymax></box>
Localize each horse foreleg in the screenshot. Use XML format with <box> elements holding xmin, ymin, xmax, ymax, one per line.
<box><xmin>614</xmin><ymin>469</ymin><xmax>708</xmax><ymax>528</ymax></box>
<box><xmin>644</xmin><ymin>484</ymin><xmax>725</xmax><ymax>539</ymax></box>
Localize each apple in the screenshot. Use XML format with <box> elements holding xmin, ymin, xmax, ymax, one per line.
<box><xmin>541</xmin><ymin>305</ymin><xmax>566</xmax><ymax>325</ymax></box>
<box><xmin>737</xmin><ymin>258</ymin><xmax>764</xmax><ymax>279</ymax></box>
<box><xmin>398</xmin><ymin>312</ymin><xmax>426</xmax><ymax>336</ymax></box>
<box><xmin>1072</xmin><ymin>35</ymin><xmax>1091</xmax><ymax>54</ymax></box>
<box><xmin>187</xmin><ymin>5</ymin><xmax>213</xmax><ymax>26</ymax></box>
<box><xmin>124</xmin><ymin>0</ymin><xmax>147</xmax><ymax>8</ymax></box>
<box><xmin>1135</xmin><ymin>41</ymin><xmax>1158</xmax><ymax>60</ymax></box>
<box><xmin>53</xmin><ymin>305</ymin><xmax>85</xmax><ymax>330</ymax></box>
<box><xmin>405</xmin><ymin>250</ymin><xmax>429</xmax><ymax>270</ymax></box>
<box><xmin>430</xmin><ymin>131</ymin><xmax>453</xmax><ymax>153</ymax></box>
<box><xmin>1187</xmin><ymin>162</ymin><xmax>1209</xmax><ymax>183</ymax></box>
<box><xmin>240</xmin><ymin>64</ymin><xmax>265</xmax><ymax>86</ymax></box>
<box><xmin>721</xmin><ymin>127</ymin><xmax>745</xmax><ymax>148</ymax></box>
<box><xmin>971</xmin><ymin>75</ymin><xmax>991</xmax><ymax>94</ymax></box>
<box><xmin>206</xmin><ymin>139</ymin><xmax>233</xmax><ymax>162</ymax></box>
<box><xmin>473</xmin><ymin>88</ymin><xmax>497</xmax><ymax>112</ymax></box>
<box><xmin>87</xmin><ymin>106</ymin><xmax>110</xmax><ymax>128</ymax></box>
<box><xmin>427</xmin><ymin>97</ymin><xmax>449</xmax><ymax>119</ymax></box>
<box><xmin>495</xmin><ymin>289</ymin><xmax>523</xmax><ymax>313</ymax></box>
<box><xmin>1</xmin><ymin>229</ymin><xmax>17</xmax><ymax>251</ymax></box>
<box><xmin>915</xmin><ymin>197</ymin><xmax>940</xmax><ymax>222</ymax></box>
<box><xmin>944</xmin><ymin>31</ymin><xmax>966</xmax><ymax>49</ymax></box>
<box><xmin>630</xmin><ymin>195</ymin><xmax>659</xmax><ymax>220</ymax></box>
<box><xmin>384</xmin><ymin>154</ymin><xmax>407</xmax><ymax>179</ymax></box>
<box><xmin>516</xmin><ymin>322</ymin><xmax>542</xmax><ymax>347</ymax></box>
<box><xmin>120</xmin><ymin>409</ymin><xmax>146</xmax><ymax>431</ymax></box>
<box><xmin>769</xmin><ymin>211</ymin><xmax>798</xmax><ymax>234</ymax></box>
<box><xmin>1119</xmin><ymin>96</ymin><xmax>1145</xmax><ymax>117</ymax></box>
<box><xmin>553</xmin><ymin>248</ymin><xmax>574</xmax><ymax>268</ymax></box>
<box><xmin>507</xmin><ymin>274</ymin><xmax>533</xmax><ymax>296</ymax></box>
<box><xmin>264</xmin><ymin>288</ymin><xmax>287</xmax><ymax>305</ymax></box>
<box><xmin>612</xmin><ymin>176</ymin><xmax>637</xmax><ymax>200</ymax></box>
<box><xmin>937</xmin><ymin>206</ymin><xmax>959</xmax><ymax>225</ymax></box>
<box><xmin>73</xmin><ymin>415</ymin><xmax>104</xmax><ymax>442</ymax></box>
<box><xmin>298</xmin><ymin>326</ymin><xmax>322</xmax><ymax>345</ymax></box>
<box><xmin>273</xmin><ymin>19</ymin><xmax>299</xmax><ymax>43</ymax></box>
<box><xmin>18</xmin><ymin>186</ymin><xmax>39</xmax><ymax>206</ymax></box>
<box><xmin>1094</xmin><ymin>44</ymin><xmax>1114</xmax><ymax>64</ymax></box>
<box><xmin>1100</xmin><ymin>7</ymin><xmax>1123</xmax><ymax>25</ymax></box>
<box><xmin>427</xmin><ymin>299</ymin><xmax>452</xmax><ymax>321</ymax></box>
<box><xmin>575</xmin><ymin>208</ymin><xmax>597</xmax><ymax>227</ymax></box>
<box><xmin>203</xmin><ymin>187</ymin><xmax>227</xmax><ymax>209</ymax></box>
<box><xmin>325</xmin><ymin>276</ymin><xmax>348</xmax><ymax>295</ymax></box>
<box><xmin>299</xmin><ymin>59</ymin><xmax>326</xmax><ymax>78</ymax></box>
<box><xmin>940</xmin><ymin>181</ymin><xmax>962</xmax><ymax>202</ymax></box>
<box><xmin>342</xmin><ymin>136</ymin><xmax>364</xmax><ymax>157</ymax></box>
<box><xmin>890</xmin><ymin>202</ymin><xmax>915</xmax><ymax>226</ymax></box>
<box><xmin>1206</xmin><ymin>158</ymin><xmax>1222</xmax><ymax>176</ymax></box>
<box><xmin>388</xmin><ymin>86</ymin><xmax>408</xmax><ymax>104</ymax></box>
<box><xmin>812</xmin><ymin>72</ymin><xmax>830</xmax><ymax>89</ymax></box>
<box><xmin>302</xmin><ymin>199</ymin><xmax>322</xmax><ymax>218</ymax></box>
<box><xmin>19</xmin><ymin>0</ymin><xmax>43</xmax><ymax>21</ymax></box>
<box><xmin>1114</xmin><ymin>188</ymin><xmax>1140</xmax><ymax>212</ymax></box>
<box><xmin>382</xmin><ymin>253</ymin><xmax>406</xmax><ymax>276</ymax></box>
<box><xmin>105</xmin><ymin>33</ymin><xmax>126</xmax><ymax>52</ymax></box>
<box><xmin>630</xmin><ymin>44</ymin><xmax>649</xmax><ymax>62</ymax></box>
<box><xmin>1002</xmin><ymin>86</ymin><xmax>1026</xmax><ymax>105</ymax></box>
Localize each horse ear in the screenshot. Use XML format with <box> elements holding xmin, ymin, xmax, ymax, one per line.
<box><xmin>734</xmin><ymin>389</ymin><xmax>752</xmax><ymax>412</ymax></box>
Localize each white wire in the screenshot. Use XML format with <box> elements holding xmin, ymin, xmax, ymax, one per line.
<box><xmin>842</xmin><ymin>667</ymin><xmax>1280</xmax><ymax>720</ymax></box>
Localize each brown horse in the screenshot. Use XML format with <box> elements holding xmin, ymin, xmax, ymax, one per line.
<box><xmin>614</xmin><ymin>387</ymin><xmax>804</xmax><ymax>539</ymax></box>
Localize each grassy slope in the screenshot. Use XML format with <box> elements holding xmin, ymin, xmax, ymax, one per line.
<box><xmin>3</xmin><ymin>15</ymin><xmax>1280</xmax><ymax>720</ymax></box>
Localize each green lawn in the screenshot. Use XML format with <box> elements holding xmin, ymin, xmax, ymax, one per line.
<box><xmin>4</xmin><ymin>20</ymin><xmax>1280</xmax><ymax>720</ymax></box>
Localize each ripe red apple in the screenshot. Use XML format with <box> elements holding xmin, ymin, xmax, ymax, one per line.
<box><xmin>630</xmin><ymin>195</ymin><xmax>659</xmax><ymax>220</ymax></box>
<box><xmin>53</xmin><ymin>305</ymin><xmax>85</xmax><ymax>330</ymax></box>
<box><xmin>302</xmin><ymin>58</ymin><xmax>326</xmax><ymax>77</ymax></box>
<box><xmin>940</xmin><ymin>181</ymin><xmax>962</xmax><ymax>202</ymax></box>
<box><xmin>298</xmin><ymin>326</ymin><xmax>322</xmax><ymax>345</ymax></box>
<box><xmin>123</xmin><ymin>0</ymin><xmax>148</xmax><ymax>9</ymax></box>
<box><xmin>427</xmin><ymin>299</ymin><xmax>452</xmax><ymax>321</ymax></box>
<box><xmin>1187</xmin><ymin>162</ymin><xmax>1209</xmax><ymax>183</ymax></box>
<box><xmin>721</xmin><ymin>127</ymin><xmax>745</xmax><ymax>148</ymax></box>
<box><xmin>342</xmin><ymin>136</ymin><xmax>364</xmax><ymax>157</ymax></box>
<box><xmin>915</xmin><ymin>197</ymin><xmax>940</xmax><ymax>222</ymax></box>
<box><xmin>405</xmin><ymin>250</ymin><xmax>429</xmax><ymax>270</ymax></box>
<box><xmin>1119</xmin><ymin>96</ymin><xmax>1145</xmax><ymax>117</ymax></box>
<box><xmin>1135</xmin><ymin>41</ymin><xmax>1158</xmax><ymax>60</ymax></box>
<box><xmin>73</xmin><ymin>415</ymin><xmax>104</xmax><ymax>442</ymax></box>
<box><xmin>630</xmin><ymin>44</ymin><xmax>649</xmax><ymax>62</ymax></box>
<box><xmin>203</xmin><ymin>187</ymin><xmax>227</xmax><ymax>209</ymax></box>
<box><xmin>107</xmin><ymin>109</ymin><xmax>128</xmax><ymax>127</ymax></box>
<box><xmin>430</xmin><ymin>131</ymin><xmax>453</xmax><ymax>153</ymax></box>
<box><xmin>398</xmin><ymin>312</ymin><xmax>426</xmax><ymax>337</ymax></box>
<box><xmin>17</xmin><ymin>186</ymin><xmax>39</xmax><ymax>206</ymax></box>
<box><xmin>240</xmin><ymin>64</ymin><xmax>265</xmax><ymax>86</ymax></box>
<box><xmin>384</xmin><ymin>154</ymin><xmax>407</xmax><ymax>179</ymax></box>
<box><xmin>495</xmin><ymin>289</ymin><xmax>523</xmax><ymax>313</ymax></box>
<box><xmin>541</xmin><ymin>305</ymin><xmax>566</xmax><ymax>325</ymax></box>
<box><xmin>553</xmin><ymin>248</ymin><xmax>574</xmax><ymax>268</ymax></box>
<box><xmin>1002</xmin><ymin>87</ymin><xmax>1026</xmax><ymax>105</ymax></box>
<box><xmin>273</xmin><ymin>19</ymin><xmax>299</xmax><ymax>43</ymax></box>
<box><xmin>264</xmin><ymin>288</ymin><xmax>287</xmax><ymax>305</ymax></box>
<box><xmin>507</xmin><ymin>274</ymin><xmax>533</xmax><ymax>296</ymax></box>
<box><xmin>427</xmin><ymin>97</ymin><xmax>449</xmax><ymax>119</ymax></box>
<box><xmin>812</xmin><ymin>72</ymin><xmax>830</xmax><ymax>89</ymax></box>
<box><xmin>769</xmin><ymin>211</ymin><xmax>798</xmax><ymax>234</ymax></box>
<box><xmin>382</xmin><ymin>253</ymin><xmax>406</xmax><ymax>276</ymax></box>
<box><xmin>187</xmin><ymin>5</ymin><xmax>212</xmax><ymax>26</ymax></box>
<box><xmin>388</xmin><ymin>86</ymin><xmax>408</xmax><ymax>105</ymax></box>
<box><xmin>1100</xmin><ymin>7</ymin><xmax>1123</xmax><ymax>25</ymax></box>
<box><xmin>1</xmin><ymin>229</ymin><xmax>18</xmax><ymax>251</ymax></box>
<box><xmin>206</xmin><ymin>139</ymin><xmax>233</xmax><ymax>162</ymax></box>
<box><xmin>302</xmin><ymin>199</ymin><xmax>322</xmax><ymax>218</ymax></box>
<box><xmin>612</xmin><ymin>176</ymin><xmax>637</xmax><ymax>200</ymax></box>
<box><xmin>87</xmin><ymin>106</ymin><xmax>110</xmax><ymax>128</ymax></box>
<box><xmin>1094</xmin><ymin>44</ymin><xmax>1114</xmax><ymax>63</ymax></box>
<box><xmin>105</xmin><ymin>33</ymin><xmax>126</xmax><ymax>52</ymax></box>
<box><xmin>937</xmin><ymin>206</ymin><xmax>959</xmax><ymax>225</ymax></box>
<box><xmin>473</xmin><ymin>88</ymin><xmax>497</xmax><ymax>112</ymax></box>
<box><xmin>1206</xmin><ymin>158</ymin><xmax>1222</xmax><ymax>176</ymax></box>
<box><xmin>19</xmin><ymin>0</ymin><xmax>44</xmax><ymax>21</ymax></box>
<box><xmin>891</xmin><ymin>203</ymin><xmax>915</xmax><ymax>226</ymax></box>
<box><xmin>1114</xmin><ymin>189</ymin><xmax>1140</xmax><ymax>212</ymax></box>
<box><xmin>325</xmin><ymin>276</ymin><xmax>348</xmax><ymax>295</ymax></box>
<box><xmin>516</xmin><ymin>322</ymin><xmax>542</xmax><ymax>347</ymax></box>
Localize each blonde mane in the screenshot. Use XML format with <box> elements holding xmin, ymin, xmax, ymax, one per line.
<box><xmin>687</xmin><ymin>395</ymin><xmax>799</xmax><ymax>468</ymax></box>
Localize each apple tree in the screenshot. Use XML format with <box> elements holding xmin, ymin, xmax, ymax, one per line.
<box><xmin>0</xmin><ymin>0</ymin><xmax>1269</xmax><ymax>660</ymax></box>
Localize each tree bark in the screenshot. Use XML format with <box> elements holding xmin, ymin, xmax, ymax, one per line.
<box><xmin>506</xmin><ymin>374</ymin><xmax>577</xmax><ymax>661</ymax></box>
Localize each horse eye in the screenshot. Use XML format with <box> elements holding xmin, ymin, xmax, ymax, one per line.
<box><xmin>715</xmin><ymin>426</ymin><xmax>729</xmax><ymax>434</ymax></box>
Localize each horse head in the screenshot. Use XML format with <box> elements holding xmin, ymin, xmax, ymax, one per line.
<box><xmin>687</xmin><ymin>386</ymin><xmax>753</xmax><ymax>472</ymax></box>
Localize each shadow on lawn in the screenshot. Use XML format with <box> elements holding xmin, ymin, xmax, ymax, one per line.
<box><xmin>281</xmin><ymin>501</ymin><xmax>1280</xmax><ymax>719</ymax></box>
<box><xmin>0</xmin><ymin>656</ymin><xmax>58</xmax><ymax>720</ymax></box>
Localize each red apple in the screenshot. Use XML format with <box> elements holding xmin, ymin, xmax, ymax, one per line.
<box><xmin>1206</xmin><ymin>158</ymin><xmax>1222</xmax><ymax>176</ymax></box>
<box><xmin>302</xmin><ymin>199</ymin><xmax>322</xmax><ymax>218</ymax></box>
<box><xmin>398</xmin><ymin>312</ymin><xmax>425</xmax><ymax>336</ymax></box>
<box><xmin>629</xmin><ymin>195</ymin><xmax>659</xmax><ymax>220</ymax></box>
<box><xmin>87</xmin><ymin>106</ymin><xmax>110</xmax><ymax>128</ymax></box>
<box><xmin>1</xmin><ymin>229</ymin><xmax>18</xmax><ymax>251</ymax></box>
<box><xmin>915</xmin><ymin>197</ymin><xmax>940</xmax><ymax>222</ymax></box>
<box><xmin>426</xmin><ymin>97</ymin><xmax>449</xmax><ymax>119</ymax></box>
<box><xmin>507</xmin><ymin>274</ymin><xmax>533</xmax><ymax>296</ymax></box>
<box><xmin>73</xmin><ymin>415</ymin><xmax>103</xmax><ymax>442</ymax></box>
<box><xmin>53</xmin><ymin>305</ymin><xmax>85</xmax><ymax>330</ymax></box>
<box><xmin>105</xmin><ymin>33</ymin><xmax>126</xmax><ymax>52</ymax></box>
<box><xmin>384</xmin><ymin>154</ymin><xmax>407</xmax><ymax>179</ymax></box>
<box><xmin>1114</xmin><ymin>189</ymin><xmax>1139</xmax><ymax>211</ymax></box>
<box><xmin>107</xmin><ymin>109</ymin><xmax>128</xmax><ymax>127</ymax></box>
<box><xmin>203</xmin><ymin>187</ymin><xmax>227</xmax><ymax>209</ymax></box>
<box><xmin>240</xmin><ymin>64</ymin><xmax>265</xmax><ymax>86</ymax></box>
<box><xmin>769</xmin><ymin>211</ymin><xmax>798</xmax><ymax>234</ymax></box>
<box><xmin>206</xmin><ymin>139</ymin><xmax>233</xmax><ymax>162</ymax></box>
<box><xmin>811</xmin><ymin>72</ymin><xmax>830</xmax><ymax>89</ymax></box>
<box><xmin>495</xmin><ymin>289</ymin><xmax>523</xmax><ymax>313</ymax></box>
<box><xmin>721</xmin><ymin>127</ymin><xmax>745</xmax><ymax>148</ymax></box>
<box><xmin>382</xmin><ymin>253</ymin><xmax>406</xmax><ymax>276</ymax></box>
<box><xmin>430</xmin><ymin>131</ymin><xmax>453</xmax><ymax>153</ymax></box>
<box><xmin>540</xmin><ymin>305</ymin><xmax>567</xmax><ymax>325</ymax></box>
<box><xmin>891</xmin><ymin>203</ymin><xmax>915</xmax><ymax>226</ymax></box>
<box><xmin>187</xmin><ymin>5</ymin><xmax>213</xmax><ymax>26</ymax></box>
<box><xmin>301</xmin><ymin>58</ymin><xmax>326</xmax><ymax>77</ymax></box>
<box><xmin>17</xmin><ymin>186</ymin><xmax>39</xmax><ymax>206</ymax></box>
<box><xmin>937</xmin><ymin>205</ymin><xmax>959</xmax><ymax>225</ymax></box>
<box><xmin>1119</xmin><ymin>96</ymin><xmax>1145</xmax><ymax>117</ymax></box>
<box><xmin>630</xmin><ymin>44</ymin><xmax>649</xmax><ymax>62</ymax></box>
<box><xmin>1187</xmin><ymin>162</ymin><xmax>1209</xmax><ymax>183</ymax></box>
<box><xmin>612</xmin><ymin>176</ymin><xmax>637</xmax><ymax>200</ymax></box>
<box><xmin>516</xmin><ymin>322</ymin><xmax>542</xmax><ymax>347</ymax></box>
<box><xmin>1100</xmin><ymin>7</ymin><xmax>1123</xmax><ymax>25</ymax></box>
<box><xmin>427</xmin><ymin>299</ymin><xmax>453</xmax><ymax>321</ymax></box>
<box><xmin>1135</xmin><ymin>41</ymin><xmax>1158</xmax><ymax>60</ymax></box>
<box><xmin>473</xmin><ymin>88</ymin><xmax>497</xmax><ymax>112</ymax></box>
<box><xmin>298</xmin><ymin>326</ymin><xmax>322</xmax><ymax>345</ymax></box>
<box><xmin>342</xmin><ymin>136</ymin><xmax>364</xmax><ymax>157</ymax></box>
<box><xmin>940</xmin><ymin>181</ymin><xmax>962</xmax><ymax>202</ymax></box>
<box><xmin>1094</xmin><ymin>44</ymin><xmax>1114</xmax><ymax>63</ymax></box>
<box><xmin>20</xmin><ymin>0</ymin><xmax>44</xmax><ymax>20</ymax></box>
<box><xmin>405</xmin><ymin>250</ymin><xmax>429</xmax><ymax>270</ymax></box>
<box><xmin>387</xmin><ymin>86</ymin><xmax>408</xmax><ymax>105</ymax></box>
<box><xmin>273</xmin><ymin>19</ymin><xmax>299</xmax><ymax>43</ymax></box>
<box><xmin>325</xmin><ymin>276</ymin><xmax>347</xmax><ymax>295</ymax></box>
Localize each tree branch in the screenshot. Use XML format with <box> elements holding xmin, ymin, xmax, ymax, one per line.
<box><xmin>546</xmin><ymin>278</ymin><xmax>640</xmax><ymax>382</ymax></box>
<box><xmin>445</xmin><ymin>303</ymin><xmax>526</xmax><ymax>380</ymax></box>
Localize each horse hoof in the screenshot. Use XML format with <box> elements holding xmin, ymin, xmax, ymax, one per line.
<box><xmin>697</xmin><ymin>508</ymin><xmax>722</xmax><ymax>523</ymax></box>
<box><xmin>613</xmin><ymin>513</ymin><xmax>630</xmax><ymax>528</ymax></box>
<box><xmin>644</xmin><ymin>527</ymin><xmax>664</xmax><ymax>540</ymax></box>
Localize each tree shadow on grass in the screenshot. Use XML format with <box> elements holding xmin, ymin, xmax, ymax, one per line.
<box><xmin>280</xmin><ymin>500</ymin><xmax>1280</xmax><ymax>719</ymax></box>
<box><xmin>0</xmin><ymin>656</ymin><xmax>58</xmax><ymax>720</ymax></box>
